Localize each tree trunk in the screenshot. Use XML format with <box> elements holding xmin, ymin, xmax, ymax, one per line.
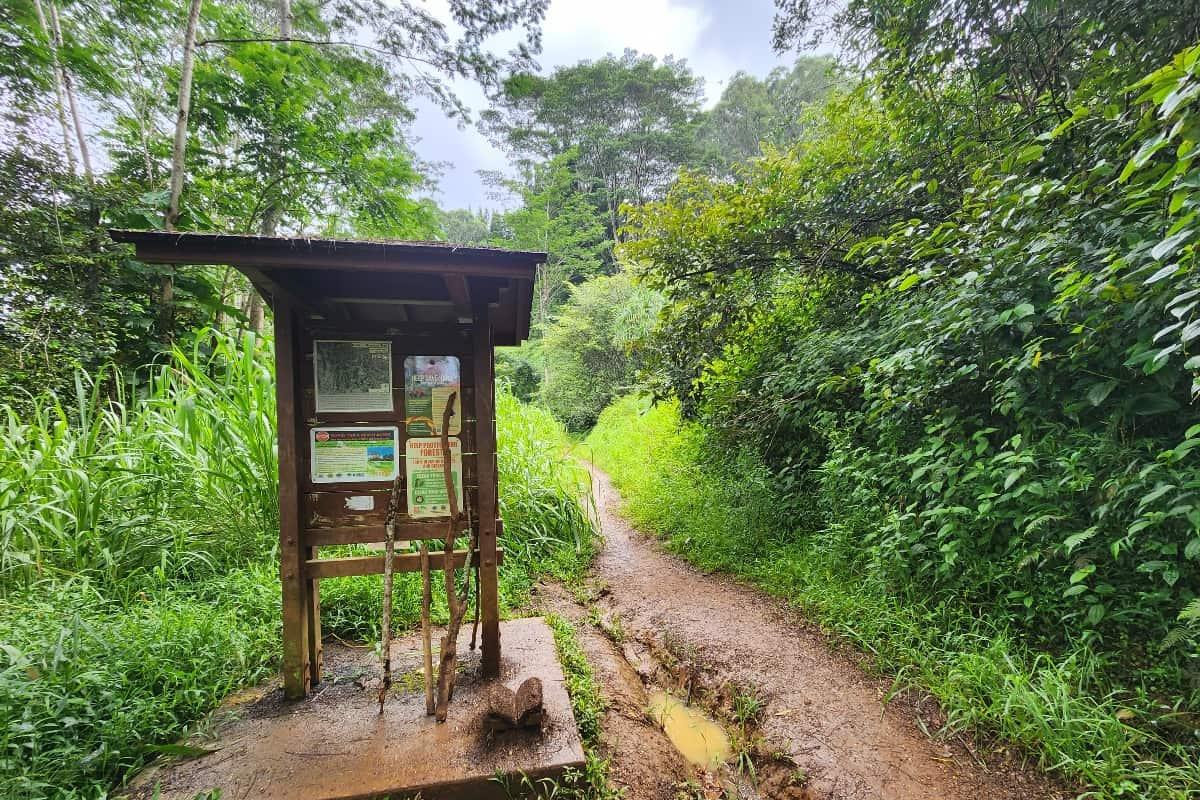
<box><xmin>31</xmin><ymin>0</ymin><xmax>76</xmax><ymax>175</ymax></box>
<box><xmin>279</xmin><ymin>0</ymin><xmax>292</xmax><ymax>38</ymax></box>
<box><xmin>165</xmin><ymin>0</ymin><xmax>203</xmax><ymax>231</ymax></box>
<box><xmin>159</xmin><ymin>0</ymin><xmax>203</xmax><ymax>346</ymax></box>
<box><xmin>49</xmin><ymin>2</ymin><xmax>93</xmax><ymax>184</ymax></box>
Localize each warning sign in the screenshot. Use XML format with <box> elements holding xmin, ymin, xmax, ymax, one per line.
<box><xmin>405</xmin><ymin>437</ymin><xmax>463</xmax><ymax>518</ymax></box>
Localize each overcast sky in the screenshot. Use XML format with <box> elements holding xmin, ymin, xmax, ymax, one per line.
<box><xmin>410</xmin><ymin>0</ymin><xmax>800</xmax><ymax>212</ymax></box>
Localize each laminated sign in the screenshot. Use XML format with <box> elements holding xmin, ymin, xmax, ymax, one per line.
<box><xmin>405</xmin><ymin>437</ymin><xmax>463</xmax><ymax>518</ymax></box>
<box><xmin>314</xmin><ymin>340</ymin><xmax>394</xmax><ymax>413</ymax></box>
<box><xmin>310</xmin><ymin>426</ymin><xmax>398</xmax><ymax>483</ymax></box>
<box><xmin>404</xmin><ymin>355</ymin><xmax>460</xmax><ymax>436</ymax></box>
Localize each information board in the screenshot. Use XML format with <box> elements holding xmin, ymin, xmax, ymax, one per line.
<box><xmin>314</xmin><ymin>340</ymin><xmax>394</xmax><ymax>413</ymax></box>
<box><xmin>310</xmin><ymin>426</ymin><xmax>399</xmax><ymax>483</ymax></box>
<box><xmin>404</xmin><ymin>355</ymin><xmax>460</xmax><ymax>436</ymax></box>
<box><xmin>405</xmin><ymin>437</ymin><xmax>463</xmax><ymax>518</ymax></box>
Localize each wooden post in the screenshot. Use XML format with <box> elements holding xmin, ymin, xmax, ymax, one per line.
<box><xmin>275</xmin><ymin>299</ymin><xmax>311</xmax><ymax>698</ymax></box>
<box><xmin>473</xmin><ymin>309</ymin><xmax>500</xmax><ymax>677</ymax></box>
<box><xmin>306</xmin><ymin>555</ymin><xmax>322</xmax><ymax>686</ymax></box>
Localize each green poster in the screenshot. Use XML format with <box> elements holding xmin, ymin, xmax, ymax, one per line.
<box><xmin>310</xmin><ymin>426</ymin><xmax>398</xmax><ymax>483</ymax></box>
<box><xmin>404</xmin><ymin>355</ymin><xmax>460</xmax><ymax>436</ymax></box>
<box><xmin>405</xmin><ymin>436</ymin><xmax>463</xmax><ymax>518</ymax></box>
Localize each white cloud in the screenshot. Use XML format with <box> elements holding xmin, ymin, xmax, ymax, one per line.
<box><xmin>410</xmin><ymin>0</ymin><xmax>790</xmax><ymax>210</ymax></box>
<box><xmin>540</xmin><ymin>0</ymin><xmax>709</xmax><ymax>65</ymax></box>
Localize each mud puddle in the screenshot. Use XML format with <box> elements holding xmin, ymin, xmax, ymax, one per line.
<box><xmin>647</xmin><ymin>690</ymin><xmax>731</xmax><ymax>770</ymax></box>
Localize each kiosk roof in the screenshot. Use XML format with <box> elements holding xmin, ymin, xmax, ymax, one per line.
<box><xmin>109</xmin><ymin>230</ymin><xmax>542</xmax><ymax>345</ymax></box>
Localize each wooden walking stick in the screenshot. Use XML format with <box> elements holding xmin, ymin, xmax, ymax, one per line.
<box><xmin>420</xmin><ymin>541</ymin><xmax>434</xmax><ymax>715</ymax></box>
<box><xmin>433</xmin><ymin>391</ymin><xmax>481</xmax><ymax>721</ymax></box>
<box><xmin>378</xmin><ymin>474</ymin><xmax>402</xmax><ymax>714</ymax></box>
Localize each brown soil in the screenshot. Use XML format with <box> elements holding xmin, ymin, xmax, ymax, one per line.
<box><xmin>534</xmin><ymin>465</ymin><xmax>1072</xmax><ymax>800</ymax></box>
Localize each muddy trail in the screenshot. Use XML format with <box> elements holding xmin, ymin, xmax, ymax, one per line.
<box><xmin>534</xmin><ymin>465</ymin><xmax>1069</xmax><ymax>800</ymax></box>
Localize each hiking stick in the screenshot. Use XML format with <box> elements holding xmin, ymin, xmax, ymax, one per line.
<box><xmin>434</xmin><ymin>391</ymin><xmax>480</xmax><ymax>721</ymax></box>
<box><xmin>378</xmin><ymin>474</ymin><xmax>402</xmax><ymax>714</ymax></box>
<box><xmin>420</xmin><ymin>541</ymin><xmax>434</xmax><ymax>715</ymax></box>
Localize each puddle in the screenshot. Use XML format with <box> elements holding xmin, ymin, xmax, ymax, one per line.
<box><xmin>647</xmin><ymin>690</ymin><xmax>731</xmax><ymax>769</ymax></box>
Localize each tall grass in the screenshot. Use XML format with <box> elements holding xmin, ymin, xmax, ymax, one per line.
<box><xmin>0</xmin><ymin>333</ymin><xmax>278</xmax><ymax>596</ymax></box>
<box><xmin>583</xmin><ymin>394</ymin><xmax>1200</xmax><ymax>800</ymax></box>
<box><xmin>0</xmin><ymin>331</ymin><xmax>595</xmax><ymax>799</ymax></box>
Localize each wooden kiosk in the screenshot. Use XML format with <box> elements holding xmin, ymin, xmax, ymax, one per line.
<box><xmin>111</xmin><ymin>230</ymin><xmax>541</xmax><ymax>699</ymax></box>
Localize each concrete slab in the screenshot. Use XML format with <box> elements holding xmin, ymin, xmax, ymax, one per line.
<box><xmin>125</xmin><ymin>617</ymin><xmax>584</xmax><ymax>800</ymax></box>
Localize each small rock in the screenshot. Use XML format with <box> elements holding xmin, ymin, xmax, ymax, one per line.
<box><xmin>484</xmin><ymin>677</ymin><xmax>544</xmax><ymax>732</ymax></box>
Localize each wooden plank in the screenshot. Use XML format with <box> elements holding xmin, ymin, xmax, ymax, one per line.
<box><xmin>303</xmin><ymin>484</ymin><xmax>481</xmax><ymax>527</ymax></box>
<box><xmin>473</xmin><ymin>310</ymin><xmax>501</xmax><ymax>677</ymax></box>
<box><xmin>128</xmin><ymin>239</ymin><xmax>538</xmax><ymax>279</ymax></box>
<box><xmin>303</xmin><ymin>519</ymin><xmax>493</xmax><ymax>546</ymax></box>
<box><xmin>241</xmin><ymin>265</ymin><xmax>328</xmax><ymax>320</ymax></box>
<box><xmin>275</xmin><ymin>299</ymin><xmax>311</xmax><ymax>699</ymax></box>
<box><xmin>306</xmin><ymin>545</ymin><xmax>323</xmax><ymax>686</ymax></box>
<box><xmin>306</xmin><ymin>548</ymin><xmax>504</xmax><ymax>579</ymax></box>
<box><xmin>443</xmin><ymin>274</ymin><xmax>472</xmax><ymax>323</ymax></box>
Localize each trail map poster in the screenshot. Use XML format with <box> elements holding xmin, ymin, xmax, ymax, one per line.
<box><xmin>405</xmin><ymin>437</ymin><xmax>463</xmax><ymax>518</ymax></box>
<box><xmin>310</xmin><ymin>426</ymin><xmax>399</xmax><ymax>484</ymax></box>
<box><xmin>404</xmin><ymin>355</ymin><xmax>461</xmax><ymax>436</ymax></box>
<box><xmin>314</xmin><ymin>340</ymin><xmax>394</xmax><ymax>413</ymax></box>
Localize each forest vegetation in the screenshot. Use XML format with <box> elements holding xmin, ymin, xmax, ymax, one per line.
<box><xmin>3</xmin><ymin>0</ymin><xmax>1200</xmax><ymax>797</ymax></box>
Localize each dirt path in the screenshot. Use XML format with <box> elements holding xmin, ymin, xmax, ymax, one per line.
<box><xmin>539</xmin><ymin>465</ymin><xmax>1067</xmax><ymax>800</ymax></box>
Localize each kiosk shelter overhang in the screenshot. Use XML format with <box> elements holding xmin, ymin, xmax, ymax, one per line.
<box><xmin>109</xmin><ymin>230</ymin><xmax>538</xmax><ymax>344</ymax></box>
<box><xmin>110</xmin><ymin>229</ymin><xmax>542</xmax><ymax>700</ymax></box>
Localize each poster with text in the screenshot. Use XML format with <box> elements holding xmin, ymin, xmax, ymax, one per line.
<box><xmin>310</xmin><ymin>426</ymin><xmax>398</xmax><ymax>484</ymax></box>
<box><xmin>405</xmin><ymin>437</ymin><xmax>463</xmax><ymax>518</ymax></box>
<box><xmin>404</xmin><ymin>355</ymin><xmax>460</xmax><ymax>436</ymax></box>
<box><xmin>314</xmin><ymin>340</ymin><xmax>394</xmax><ymax>413</ymax></box>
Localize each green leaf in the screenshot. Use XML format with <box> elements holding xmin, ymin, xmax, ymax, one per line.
<box><xmin>1086</xmin><ymin>381</ymin><xmax>1117</xmax><ymax>406</ymax></box>
<box><xmin>1016</xmin><ymin>144</ymin><xmax>1044</xmax><ymax>165</ymax></box>
<box><xmin>1151</xmin><ymin>230</ymin><xmax>1194</xmax><ymax>261</ymax></box>
<box><xmin>1145</xmin><ymin>263</ymin><xmax>1180</xmax><ymax>284</ymax></box>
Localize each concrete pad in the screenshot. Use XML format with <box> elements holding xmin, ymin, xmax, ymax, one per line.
<box><xmin>125</xmin><ymin>617</ymin><xmax>584</xmax><ymax>800</ymax></box>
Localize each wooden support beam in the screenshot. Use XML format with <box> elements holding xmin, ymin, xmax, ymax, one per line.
<box><xmin>444</xmin><ymin>274</ymin><xmax>472</xmax><ymax>323</ymax></box>
<box><xmin>473</xmin><ymin>309</ymin><xmax>501</xmax><ymax>678</ymax></box>
<box><xmin>305</xmin><ymin>548</ymin><xmax>503</xmax><ymax>580</ymax></box>
<box><xmin>241</xmin><ymin>265</ymin><xmax>327</xmax><ymax>321</ymax></box>
<box><xmin>275</xmin><ymin>300</ymin><xmax>311</xmax><ymax>699</ymax></box>
<box><xmin>304</xmin><ymin>520</ymin><xmax>501</xmax><ymax>547</ymax></box>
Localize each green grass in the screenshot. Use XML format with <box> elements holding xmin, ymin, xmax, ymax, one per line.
<box><xmin>544</xmin><ymin>614</ymin><xmax>620</xmax><ymax>799</ymax></box>
<box><xmin>583</xmin><ymin>394</ymin><xmax>1200</xmax><ymax>800</ymax></box>
<box><xmin>0</xmin><ymin>331</ymin><xmax>596</xmax><ymax>799</ymax></box>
